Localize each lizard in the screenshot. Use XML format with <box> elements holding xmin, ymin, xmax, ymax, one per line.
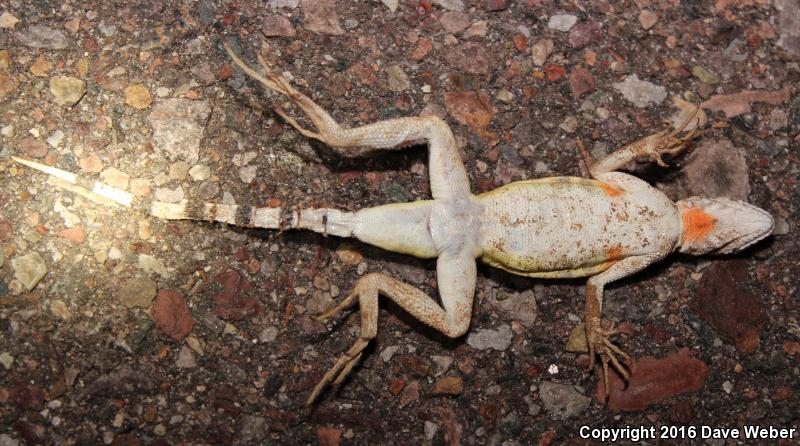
<box><xmin>11</xmin><ymin>43</ymin><xmax>775</xmax><ymax>407</ymax></box>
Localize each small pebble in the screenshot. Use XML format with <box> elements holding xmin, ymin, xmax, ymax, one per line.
<box><xmin>124</xmin><ymin>84</ymin><xmax>153</xmax><ymax>109</ymax></box>
<box><xmin>639</xmin><ymin>10</ymin><xmax>658</xmax><ymax>30</ymax></box>
<box><xmin>189</xmin><ymin>164</ymin><xmax>211</xmax><ymax>181</ymax></box>
<box><xmin>154</xmin><ymin>186</ymin><xmax>185</xmax><ymax>203</ymax></box>
<box><xmin>0</xmin><ymin>351</ymin><xmax>14</xmax><ymax>370</ymax></box>
<box><xmin>547</xmin><ymin>14</ymin><xmax>577</xmax><ymax>32</ymax></box>
<box><xmin>176</xmin><ymin>346</ymin><xmax>197</xmax><ymax>368</ymax></box>
<box><xmin>11</xmin><ymin>251</ymin><xmax>48</xmax><ymax>291</ymax></box>
<box><xmin>50</xmin><ymin>76</ymin><xmax>85</xmax><ymax>106</ymax></box>
<box><xmin>259</xmin><ymin>326</ymin><xmax>279</xmax><ymax>343</ymax></box>
<box><xmin>239</xmin><ymin>165</ymin><xmax>258</xmax><ymax>184</ymax></box>
<box><xmin>531</xmin><ymin>39</ymin><xmax>554</xmax><ymax>66</ymax></box>
<box><xmin>1</xmin><ymin>124</ymin><xmax>15</xmax><ymax>138</ymax></box>
<box><xmin>466</xmin><ymin>324</ymin><xmax>513</xmax><ymax>351</ymax></box>
<box><xmin>0</xmin><ymin>11</ymin><xmax>20</xmax><ymax>29</ymax></box>
<box><xmin>613</xmin><ymin>74</ymin><xmax>667</xmax><ymax>108</ymax></box>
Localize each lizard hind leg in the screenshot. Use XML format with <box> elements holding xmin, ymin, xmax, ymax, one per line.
<box><xmin>224</xmin><ymin>43</ymin><xmax>339</xmax><ymax>143</ymax></box>
<box><xmin>582</xmin><ymin>255</ymin><xmax>662</xmax><ymax>393</ymax></box>
<box><xmin>305</xmin><ymin>282</ymin><xmax>378</xmax><ymax>407</ymax></box>
<box><xmin>306</xmin><ymin>260</ymin><xmax>476</xmax><ymax>406</ymax></box>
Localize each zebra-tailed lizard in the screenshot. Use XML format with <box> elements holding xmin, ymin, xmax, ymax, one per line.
<box><xmin>12</xmin><ymin>44</ymin><xmax>774</xmax><ymax>406</ymax></box>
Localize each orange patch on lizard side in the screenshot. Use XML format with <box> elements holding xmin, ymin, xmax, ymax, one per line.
<box><xmin>605</xmin><ymin>245</ymin><xmax>624</xmax><ymax>261</ymax></box>
<box><xmin>682</xmin><ymin>207</ymin><xmax>717</xmax><ymax>243</ymax></box>
<box><xmin>599</xmin><ymin>182</ymin><xmax>624</xmax><ymax>197</ymax></box>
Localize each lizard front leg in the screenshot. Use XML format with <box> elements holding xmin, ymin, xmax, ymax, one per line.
<box><xmin>584</xmin><ymin>109</ymin><xmax>701</xmax><ymax>177</ymax></box>
<box><xmin>224</xmin><ymin>43</ymin><xmax>470</xmax><ymax>201</ymax></box>
<box><xmin>583</xmin><ymin>254</ymin><xmax>662</xmax><ymax>391</ymax></box>
<box><xmin>307</xmin><ymin>252</ymin><xmax>476</xmax><ymax>406</ymax></box>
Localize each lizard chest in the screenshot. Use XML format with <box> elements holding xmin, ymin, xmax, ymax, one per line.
<box><xmin>476</xmin><ymin>177</ymin><xmax>678</xmax><ymax>278</ymax></box>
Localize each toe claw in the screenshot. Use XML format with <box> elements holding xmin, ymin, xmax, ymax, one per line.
<box><xmin>586</xmin><ymin>320</ymin><xmax>632</xmax><ymax>388</ymax></box>
<box><xmin>305</xmin><ymin>338</ymin><xmax>370</xmax><ymax>406</ymax></box>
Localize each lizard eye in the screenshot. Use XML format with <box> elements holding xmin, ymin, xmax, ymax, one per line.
<box><xmin>677</xmin><ymin>197</ymin><xmax>774</xmax><ymax>255</ymax></box>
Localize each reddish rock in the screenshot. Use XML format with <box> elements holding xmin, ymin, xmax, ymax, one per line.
<box><xmin>440</xmin><ymin>11</ymin><xmax>470</xmax><ymax>33</ymax></box>
<box><xmin>431</xmin><ymin>376</ymin><xmax>464</xmax><ymax>396</ymax></box>
<box><xmin>153</xmin><ymin>289</ymin><xmax>194</xmax><ymax>341</ymax></box>
<box><xmin>19</xmin><ymin>137</ymin><xmax>48</xmax><ymax>158</ymax></box>
<box><xmin>235</xmin><ymin>247</ymin><xmax>250</xmax><ymax>262</ymax></box>
<box><xmin>569</xmin><ymin>66</ymin><xmax>594</xmax><ymax>99</ymax></box>
<box><xmin>775</xmin><ymin>0</ymin><xmax>800</xmax><ymax>57</ymax></box>
<box><xmin>10</xmin><ymin>382</ymin><xmax>47</xmax><ymax>410</ymax></box>
<box><xmin>212</xmin><ymin>269</ymin><xmax>262</xmax><ymax>320</ymax></box>
<box><xmin>56</xmin><ymin>227</ymin><xmax>85</xmax><ymax>243</ymax></box>
<box><xmin>399</xmin><ymin>380</ymin><xmax>420</xmax><ymax>406</ymax></box>
<box><xmin>691</xmin><ymin>259</ymin><xmax>764</xmax><ymax>352</ymax></box>
<box><xmin>784</xmin><ymin>341</ymin><xmax>800</xmax><ymax>355</ymax></box>
<box><xmin>431</xmin><ymin>406</ymin><xmax>464</xmax><ymax>446</ymax></box>
<box><xmin>512</xmin><ymin>34</ymin><xmax>528</xmax><ymax>50</ymax></box>
<box><xmin>216</xmin><ymin>63</ymin><xmax>232</xmax><ymax>81</ymax></box>
<box><xmin>569</xmin><ymin>21</ymin><xmax>603</xmax><ymax>49</ymax></box>
<box><xmin>585</xmin><ymin>49</ymin><xmax>597</xmax><ymax>66</ymax></box>
<box><xmin>389</xmin><ymin>378</ymin><xmax>406</xmax><ymax>396</ymax></box>
<box><xmin>0</xmin><ymin>73</ymin><xmax>18</xmax><ymax>102</ymax></box>
<box><xmin>316</xmin><ymin>426</ymin><xmax>341</xmax><ymax>446</ymax></box>
<box><xmin>701</xmin><ymin>87</ymin><xmax>790</xmax><ymax>118</ymax></box>
<box><xmin>539</xmin><ymin>431</ymin><xmax>556</xmax><ymax>446</ymax></box>
<box><xmin>486</xmin><ymin>0</ymin><xmax>511</xmax><ymax>11</ymax></box>
<box><xmin>755</xmin><ymin>20</ymin><xmax>777</xmax><ymax>40</ymax></box>
<box><xmin>597</xmin><ymin>348</ymin><xmax>709</xmax><ymax>411</ymax></box>
<box><xmin>262</xmin><ymin>14</ymin><xmax>296</xmax><ymax>37</ymax></box>
<box><xmin>443</xmin><ymin>42</ymin><xmax>493</xmax><ymax>75</ymax></box>
<box><xmin>639</xmin><ymin>10</ymin><xmax>658</xmax><ymax>30</ymax></box>
<box><xmin>13</xmin><ymin>420</ymin><xmax>46</xmax><ymax>445</ymax></box>
<box><xmin>444</xmin><ymin>90</ymin><xmax>495</xmax><ymax>136</ymax></box>
<box><xmin>398</xmin><ymin>355</ymin><xmax>430</xmax><ymax>377</ymax></box>
<box><xmin>643</xmin><ymin>322</ymin><xmax>668</xmax><ymax>343</ymax></box>
<box><xmin>77</xmin><ymin>155</ymin><xmax>103</xmax><ymax>173</ymax></box>
<box><xmin>111</xmin><ymin>433</ymin><xmax>142</xmax><ymax>446</ymax></box>
<box><xmin>0</xmin><ymin>220</ymin><xmax>11</xmax><ymax>241</ymax></box>
<box><xmin>143</xmin><ymin>404</ymin><xmax>158</xmax><ymax>422</ymax></box>
<box><xmin>478</xmin><ymin>402</ymin><xmax>499</xmax><ymax>429</ymax></box>
<box><xmin>410</xmin><ymin>37</ymin><xmax>433</xmax><ymax>60</ymax></box>
<box><xmin>526</xmin><ymin>364</ymin><xmax>543</xmax><ymax>378</ymax></box>
<box><xmin>348</xmin><ymin>62</ymin><xmax>378</xmax><ymax>86</ymax></box>
<box><xmin>544</xmin><ymin>63</ymin><xmax>566</xmax><ymax>81</ymax></box>
<box><xmin>301</xmin><ymin>0</ymin><xmax>344</xmax><ymax>35</ymax></box>
<box><xmin>297</xmin><ymin>314</ymin><xmax>327</xmax><ymax>336</ymax></box>
<box><xmin>772</xmin><ymin>386</ymin><xmax>794</xmax><ymax>401</ymax></box>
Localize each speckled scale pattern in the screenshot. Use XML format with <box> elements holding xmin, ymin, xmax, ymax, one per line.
<box><xmin>478</xmin><ymin>176</ymin><xmax>682</xmax><ymax>278</ymax></box>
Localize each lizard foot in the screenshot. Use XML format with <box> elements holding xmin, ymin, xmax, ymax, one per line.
<box><xmin>636</xmin><ymin>127</ymin><xmax>699</xmax><ymax>167</ymax></box>
<box><xmin>306</xmin><ymin>337</ymin><xmax>370</xmax><ymax>407</ymax></box>
<box><xmin>313</xmin><ymin>288</ymin><xmax>360</xmax><ymax>323</ymax></box>
<box><xmin>634</xmin><ymin>107</ymin><xmax>702</xmax><ymax>167</ymax></box>
<box><xmin>586</xmin><ymin>321</ymin><xmax>631</xmax><ymax>394</ymax></box>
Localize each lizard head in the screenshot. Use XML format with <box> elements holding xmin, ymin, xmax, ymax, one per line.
<box><xmin>676</xmin><ymin>197</ymin><xmax>774</xmax><ymax>255</ymax></box>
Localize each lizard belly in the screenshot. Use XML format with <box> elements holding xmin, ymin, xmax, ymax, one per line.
<box><xmin>477</xmin><ymin>177</ymin><xmax>678</xmax><ymax>278</ymax></box>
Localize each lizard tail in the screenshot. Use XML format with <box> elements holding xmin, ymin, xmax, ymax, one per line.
<box><xmin>11</xmin><ymin>157</ymin><xmax>353</xmax><ymax>236</ymax></box>
<box><xmin>12</xmin><ymin>156</ymin><xmax>134</xmax><ymax>208</ymax></box>
<box><xmin>11</xmin><ymin>156</ymin><xmax>282</xmax><ymax>229</ymax></box>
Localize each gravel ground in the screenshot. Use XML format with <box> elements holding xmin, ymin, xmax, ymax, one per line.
<box><xmin>0</xmin><ymin>1</ymin><xmax>798</xmax><ymax>445</ymax></box>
